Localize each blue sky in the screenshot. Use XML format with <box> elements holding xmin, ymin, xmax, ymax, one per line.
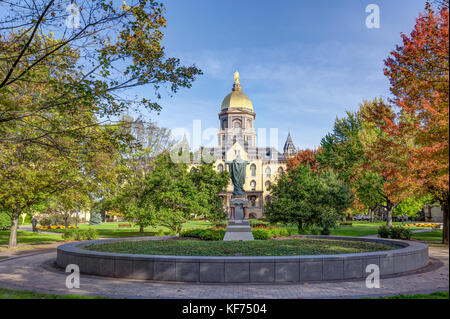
<box><xmin>134</xmin><ymin>0</ymin><xmax>428</xmax><ymax>150</ymax></box>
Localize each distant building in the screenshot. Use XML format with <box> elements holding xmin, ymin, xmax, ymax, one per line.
<box><xmin>198</xmin><ymin>71</ymin><xmax>296</xmax><ymax>218</ymax></box>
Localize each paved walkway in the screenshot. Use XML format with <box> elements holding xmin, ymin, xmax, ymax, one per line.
<box><xmin>0</xmin><ymin>246</ymin><xmax>447</xmax><ymax>298</ymax></box>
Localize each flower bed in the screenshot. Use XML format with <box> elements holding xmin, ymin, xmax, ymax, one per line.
<box><xmin>404</xmin><ymin>223</ymin><xmax>441</xmax><ymax>228</ymax></box>
<box><xmin>38</xmin><ymin>225</ymin><xmax>79</xmax><ymax>230</ymax></box>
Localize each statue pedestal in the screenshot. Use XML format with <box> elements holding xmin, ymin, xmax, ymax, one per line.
<box><xmin>223</xmin><ymin>197</ymin><xmax>254</xmax><ymax>241</ymax></box>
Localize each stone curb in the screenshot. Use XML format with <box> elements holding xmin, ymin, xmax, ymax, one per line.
<box><xmin>56</xmin><ymin>235</ymin><xmax>429</xmax><ymax>283</ymax></box>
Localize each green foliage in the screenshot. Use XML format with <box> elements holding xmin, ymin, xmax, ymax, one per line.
<box><xmin>62</xmin><ymin>228</ymin><xmax>98</xmax><ymax>241</ymax></box>
<box><xmin>181</xmin><ymin>228</ymin><xmax>225</xmax><ymax>241</ymax></box>
<box><xmin>39</xmin><ymin>214</ymin><xmax>76</xmax><ymax>226</ymax></box>
<box><xmin>378</xmin><ymin>225</ymin><xmax>411</xmax><ymax>240</ymax></box>
<box><xmin>268</xmin><ymin>227</ymin><xmax>290</xmax><ymax>237</ymax></box>
<box><xmin>89</xmin><ymin>212</ymin><xmax>103</xmax><ymax>226</ymax></box>
<box><xmin>377</xmin><ymin>225</ymin><xmax>392</xmax><ymax>238</ymax></box>
<box><xmin>249</xmin><ymin>220</ymin><xmax>270</xmax><ymax>227</ymax></box>
<box><xmin>251</xmin><ymin>228</ymin><xmax>272</xmax><ymax>240</ymax></box>
<box><xmin>0</xmin><ymin>213</ymin><xmax>11</xmax><ymax>230</ymax></box>
<box><xmin>189</xmin><ymin>161</ymin><xmax>230</xmax><ymax>223</ymax></box>
<box><xmin>265</xmin><ymin>165</ymin><xmax>354</xmax><ymax>233</ymax></box>
<box><xmin>394</xmin><ymin>196</ymin><xmax>433</xmax><ymax>217</ymax></box>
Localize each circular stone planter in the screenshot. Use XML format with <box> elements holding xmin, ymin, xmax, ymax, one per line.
<box><xmin>56</xmin><ymin>235</ymin><xmax>429</xmax><ymax>283</ymax></box>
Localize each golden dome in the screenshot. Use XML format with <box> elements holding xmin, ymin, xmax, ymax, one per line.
<box><xmin>221</xmin><ymin>71</ymin><xmax>253</xmax><ymax>111</ymax></box>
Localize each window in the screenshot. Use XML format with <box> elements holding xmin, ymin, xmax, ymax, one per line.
<box><xmin>222</xmin><ymin>118</ymin><xmax>228</xmax><ymax>130</ymax></box>
<box><xmin>265</xmin><ymin>195</ymin><xmax>271</xmax><ymax>202</ymax></box>
<box><xmin>250</xmin><ymin>180</ymin><xmax>256</xmax><ymax>191</ymax></box>
<box><xmin>250</xmin><ymin>164</ymin><xmax>256</xmax><ymax>177</ymax></box>
<box><xmin>278</xmin><ymin>167</ymin><xmax>284</xmax><ymax>174</ymax></box>
<box><xmin>265</xmin><ymin>167</ymin><xmax>271</xmax><ymax>178</ymax></box>
<box><xmin>250</xmin><ymin>196</ymin><xmax>256</xmax><ymax>207</ymax></box>
<box><xmin>233</xmin><ymin>120</ymin><xmax>241</xmax><ymax>129</ymax></box>
<box><xmin>247</xmin><ymin>119</ymin><xmax>252</xmax><ymax>128</ymax></box>
<box><xmin>265</xmin><ymin>181</ymin><xmax>271</xmax><ymax>191</ymax></box>
<box><xmin>218</xmin><ymin>164</ymin><xmax>223</xmax><ymax>173</ymax></box>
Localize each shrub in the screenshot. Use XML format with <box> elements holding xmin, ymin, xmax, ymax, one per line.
<box><xmin>304</xmin><ymin>224</ymin><xmax>322</xmax><ymax>235</ymax></box>
<box><xmin>377</xmin><ymin>226</ymin><xmax>411</xmax><ymax>240</ymax></box>
<box><xmin>249</xmin><ymin>220</ymin><xmax>269</xmax><ymax>228</ymax></box>
<box><xmin>63</xmin><ymin>228</ymin><xmax>98</xmax><ymax>241</ymax></box>
<box><xmin>0</xmin><ymin>213</ymin><xmax>11</xmax><ymax>230</ymax></box>
<box><xmin>390</xmin><ymin>226</ymin><xmax>411</xmax><ymax>240</ymax></box>
<box><xmin>340</xmin><ymin>222</ymin><xmax>353</xmax><ymax>226</ymax></box>
<box><xmin>378</xmin><ymin>225</ymin><xmax>391</xmax><ymax>238</ymax></box>
<box><xmin>181</xmin><ymin>228</ymin><xmax>225</xmax><ymax>241</ymax></box>
<box><xmin>251</xmin><ymin>228</ymin><xmax>272</xmax><ymax>240</ymax></box>
<box><xmin>269</xmin><ymin>227</ymin><xmax>289</xmax><ymax>237</ymax></box>
<box><xmin>320</xmin><ymin>227</ymin><xmax>331</xmax><ymax>235</ymax></box>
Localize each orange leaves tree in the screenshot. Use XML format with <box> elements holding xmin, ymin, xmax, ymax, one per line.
<box><xmin>364</xmin><ymin>3</ymin><xmax>449</xmax><ymax>242</ymax></box>
<box><xmin>287</xmin><ymin>148</ymin><xmax>322</xmax><ymax>172</ymax></box>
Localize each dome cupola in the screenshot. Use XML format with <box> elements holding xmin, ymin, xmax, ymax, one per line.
<box><xmin>220</xmin><ymin>71</ymin><xmax>253</xmax><ymax>111</ymax></box>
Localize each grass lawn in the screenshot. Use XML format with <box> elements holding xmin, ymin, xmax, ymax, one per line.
<box><xmin>0</xmin><ymin>230</ymin><xmax>64</xmax><ymax>246</ymax></box>
<box><xmin>44</xmin><ymin>220</ymin><xmax>214</xmax><ymax>238</ymax></box>
<box><xmin>411</xmin><ymin>230</ymin><xmax>443</xmax><ymax>242</ymax></box>
<box><xmin>372</xmin><ymin>291</ymin><xmax>449</xmax><ymax>299</ymax></box>
<box><xmin>0</xmin><ymin>287</ymin><xmax>108</xmax><ymax>299</ymax></box>
<box><xmin>84</xmin><ymin>238</ymin><xmax>393</xmax><ymax>256</ymax></box>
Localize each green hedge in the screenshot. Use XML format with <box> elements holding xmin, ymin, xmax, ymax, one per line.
<box><xmin>378</xmin><ymin>225</ymin><xmax>411</xmax><ymax>240</ymax></box>
<box><xmin>0</xmin><ymin>213</ymin><xmax>11</xmax><ymax>230</ymax></box>
<box><xmin>181</xmin><ymin>227</ymin><xmax>290</xmax><ymax>241</ymax></box>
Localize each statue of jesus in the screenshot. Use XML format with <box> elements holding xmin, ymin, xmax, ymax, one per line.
<box><xmin>225</xmin><ymin>152</ymin><xmax>249</xmax><ymax>197</ymax></box>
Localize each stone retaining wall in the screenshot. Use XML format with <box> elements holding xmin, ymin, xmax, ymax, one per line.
<box><xmin>56</xmin><ymin>235</ymin><xmax>429</xmax><ymax>283</ymax></box>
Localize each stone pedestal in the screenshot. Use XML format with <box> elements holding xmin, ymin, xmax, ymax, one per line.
<box><xmin>223</xmin><ymin>197</ymin><xmax>254</xmax><ymax>241</ymax></box>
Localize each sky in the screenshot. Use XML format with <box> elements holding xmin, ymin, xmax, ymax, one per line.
<box><xmin>131</xmin><ymin>0</ymin><xmax>428</xmax><ymax>150</ymax></box>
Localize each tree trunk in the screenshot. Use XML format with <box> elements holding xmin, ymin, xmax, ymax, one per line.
<box><xmin>386</xmin><ymin>202</ymin><xmax>393</xmax><ymax>228</ymax></box>
<box><xmin>8</xmin><ymin>205</ymin><xmax>21</xmax><ymax>248</ymax></box>
<box><xmin>139</xmin><ymin>224</ymin><xmax>144</xmax><ymax>233</ymax></box>
<box><xmin>369</xmin><ymin>208</ymin><xmax>374</xmax><ymax>223</ymax></box>
<box><xmin>442</xmin><ymin>199</ymin><xmax>449</xmax><ymax>244</ymax></box>
<box><xmin>297</xmin><ymin>220</ymin><xmax>303</xmax><ymax>233</ymax></box>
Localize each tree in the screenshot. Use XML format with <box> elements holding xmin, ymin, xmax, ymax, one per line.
<box><xmin>318</xmin><ymin>110</ymin><xmax>386</xmax><ymax>222</ymax></box>
<box><xmin>103</xmin><ymin>117</ymin><xmax>175</xmax><ymax>232</ymax></box>
<box><xmin>89</xmin><ymin>211</ymin><xmax>103</xmax><ymax>226</ymax></box>
<box><xmin>368</xmin><ymin>4</ymin><xmax>449</xmax><ymax>242</ymax></box>
<box><xmin>0</xmin><ymin>1</ymin><xmax>201</xmax><ymax>149</ymax></box>
<box><xmin>142</xmin><ymin>153</ymin><xmax>201</xmax><ymax>235</ymax></box>
<box><xmin>189</xmin><ymin>161</ymin><xmax>230</xmax><ymax>223</ymax></box>
<box><xmin>264</xmin><ymin>165</ymin><xmax>354</xmax><ymax>233</ymax></box>
<box><xmin>287</xmin><ymin>148</ymin><xmax>322</xmax><ymax>172</ymax></box>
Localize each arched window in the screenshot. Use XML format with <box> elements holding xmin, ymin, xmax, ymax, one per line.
<box><xmin>250</xmin><ymin>164</ymin><xmax>256</xmax><ymax>177</ymax></box>
<box><xmin>222</xmin><ymin>118</ymin><xmax>228</xmax><ymax>130</ymax></box>
<box><xmin>278</xmin><ymin>167</ymin><xmax>284</xmax><ymax>174</ymax></box>
<box><xmin>265</xmin><ymin>167</ymin><xmax>271</xmax><ymax>178</ymax></box>
<box><xmin>250</xmin><ymin>180</ymin><xmax>256</xmax><ymax>191</ymax></box>
<box><xmin>218</xmin><ymin>164</ymin><xmax>223</xmax><ymax>173</ymax></box>
<box><xmin>233</xmin><ymin>120</ymin><xmax>241</xmax><ymax>129</ymax></box>
<box><xmin>247</xmin><ymin>119</ymin><xmax>252</xmax><ymax>128</ymax></box>
<box><xmin>265</xmin><ymin>181</ymin><xmax>271</xmax><ymax>191</ymax></box>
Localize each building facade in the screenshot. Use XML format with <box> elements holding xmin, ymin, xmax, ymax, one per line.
<box><xmin>204</xmin><ymin>71</ymin><xmax>296</xmax><ymax>218</ymax></box>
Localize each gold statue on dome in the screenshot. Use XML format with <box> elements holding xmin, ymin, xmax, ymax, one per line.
<box><xmin>234</xmin><ymin>70</ymin><xmax>240</xmax><ymax>84</ymax></box>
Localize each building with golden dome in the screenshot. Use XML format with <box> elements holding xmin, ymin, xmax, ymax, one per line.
<box><xmin>205</xmin><ymin>71</ymin><xmax>296</xmax><ymax>218</ymax></box>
